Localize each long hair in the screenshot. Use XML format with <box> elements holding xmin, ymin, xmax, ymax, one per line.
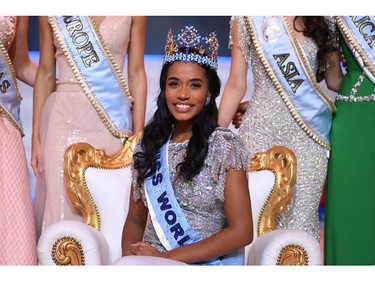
<box><xmin>294</xmin><ymin>16</ymin><xmax>337</xmax><ymax>76</ymax></box>
<box><xmin>134</xmin><ymin>54</ymin><xmax>221</xmax><ymax>186</ymax></box>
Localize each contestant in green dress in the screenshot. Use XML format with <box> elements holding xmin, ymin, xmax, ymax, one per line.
<box><xmin>325</xmin><ymin>29</ymin><xmax>375</xmax><ymax>265</ymax></box>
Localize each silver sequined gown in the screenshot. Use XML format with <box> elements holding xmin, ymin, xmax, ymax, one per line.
<box><xmin>232</xmin><ymin>16</ymin><xmax>329</xmax><ymax>241</ymax></box>
<box><xmin>132</xmin><ymin>128</ymin><xmax>250</xmax><ymax>252</ymax></box>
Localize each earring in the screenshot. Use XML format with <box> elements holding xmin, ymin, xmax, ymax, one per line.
<box><xmin>205</xmin><ymin>96</ymin><xmax>211</xmax><ymax>106</ymax></box>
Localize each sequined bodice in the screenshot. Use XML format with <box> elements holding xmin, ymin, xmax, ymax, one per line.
<box><xmin>231</xmin><ymin>16</ymin><xmax>328</xmax><ymax>241</ymax></box>
<box><xmin>0</xmin><ymin>16</ymin><xmax>17</xmax><ymax>50</ymax></box>
<box><xmin>52</xmin><ymin>16</ymin><xmax>132</xmax><ymax>89</ymax></box>
<box><xmin>132</xmin><ymin>128</ymin><xmax>250</xmax><ymax>251</ymax></box>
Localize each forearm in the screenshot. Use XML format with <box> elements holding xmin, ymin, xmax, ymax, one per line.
<box><xmin>163</xmin><ymin>226</ymin><xmax>251</xmax><ymax>264</ymax></box>
<box><xmin>11</xmin><ymin>16</ymin><xmax>38</xmax><ymax>87</ymax></box>
<box><xmin>129</xmin><ymin>72</ymin><xmax>147</xmax><ymax>134</ymax></box>
<box><xmin>218</xmin><ymin>83</ymin><xmax>246</xmax><ymax>127</ymax></box>
<box><xmin>32</xmin><ymin>70</ymin><xmax>55</xmax><ymax>142</ymax></box>
<box><xmin>33</xmin><ymin>16</ymin><xmax>57</xmax><ymax>142</ymax></box>
<box><xmin>121</xmin><ymin>218</ymin><xmax>146</xmax><ymax>256</ymax></box>
<box><xmin>15</xmin><ymin>60</ymin><xmax>38</xmax><ymax>87</ymax></box>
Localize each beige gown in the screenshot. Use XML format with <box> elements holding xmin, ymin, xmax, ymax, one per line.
<box><xmin>34</xmin><ymin>16</ymin><xmax>132</xmax><ymax>238</ymax></box>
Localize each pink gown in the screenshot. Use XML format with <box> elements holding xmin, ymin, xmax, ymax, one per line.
<box><xmin>0</xmin><ymin>16</ymin><xmax>38</xmax><ymax>265</ymax></box>
<box><xmin>34</xmin><ymin>17</ymin><xmax>133</xmax><ymax>238</ymax></box>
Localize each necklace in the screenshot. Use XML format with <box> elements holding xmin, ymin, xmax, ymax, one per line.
<box><xmin>336</xmin><ymin>71</ymin><xmax>375</xmax><ymax>102</ymax></box>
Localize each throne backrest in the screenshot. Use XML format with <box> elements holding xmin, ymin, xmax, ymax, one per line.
<box><xmin>64</xmin><ymin>133</ymin><xmax>141</xmax><ymax>264</ymax></box>
<box><xmin>245</xmin><ymin>146</ymin><xmax>297</xmax><ymax>262</ymax></box>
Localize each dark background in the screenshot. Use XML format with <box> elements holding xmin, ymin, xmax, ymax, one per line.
<box><xmin>28</xmin><ymin>16</ymin><xmax>232</xmax><ymax>57</ymax></box>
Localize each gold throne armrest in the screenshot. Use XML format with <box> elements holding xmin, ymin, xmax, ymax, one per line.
<box><xmin>249</xmin><ymin>145</ymin><xmax>297</xmax><ymax>237</ymax></box>
<box><xmin>248</xmin><ymin>146</ymin><xmax>314</xmax><ymax>265</ymax></box>
<box><xmin>64</xmin><ymin>133</ymin><xmax>142</xmax><ymax>230</ymax></box>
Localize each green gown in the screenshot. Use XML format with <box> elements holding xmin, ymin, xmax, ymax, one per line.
<box><xmin>324</xmin><ymin>36</ymin><xmax>375</xmax><ymax>265</ymax></box>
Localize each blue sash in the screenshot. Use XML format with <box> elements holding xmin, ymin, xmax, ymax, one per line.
<box><xmin>144</xmin><ymin>141</ymin><xmax>244</xmax><ymax>265</ymax></box>
<box><xmin>244</xmin><ymin>16</ymin><xmax>335</xmax><ymax>150</ymax></box>
<box><xmin>0</xmin><ymin>40</ymin><xmax>23</xmax><ymax>136</ymax></box>
<box><xmin>49</xmin><ymin>16</ymin><xmax>133</xmax><ymax>139</ymax></box>
<box><xmin>337</xmin><ymin>16</ymin><xmax>375</xmax><ymax>83</ymax></box>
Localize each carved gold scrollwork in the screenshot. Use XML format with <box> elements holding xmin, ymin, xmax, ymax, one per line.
<box><xmin>52</xmin><ymin>237</ymin><xmax>85</xmax><ymax>266</ymax></box>
<box><xmin>277</xmin><ymin>244</ymin><xmax>309</xmax><ymax>265</ymax></box>
<box><xmin>63</xmin><ymin>132</ymin><xmax>142</xmax><ymax>230</ymax></box>
<box><xmin>249</xmin><ymin>146</ymin><xmax>297</xmax><ymax>237</ymax></box>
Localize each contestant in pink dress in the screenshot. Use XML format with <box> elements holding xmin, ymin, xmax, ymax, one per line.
<box><xmin>32</xmin><ymin>16</ymin><xmax>147</xmax><ymax>238</ymax></box>
<box><xmin>0</xmin><ymin>16</ymin><xmax>38</xmax><ymax>265</ymax></box>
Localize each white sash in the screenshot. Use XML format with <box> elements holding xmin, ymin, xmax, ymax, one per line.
<box><xmin>0</xmin><ymin>40</ymin><xmax>23</xmax><ymax>136</ymax></box>
<box><xmin>337</xmin><ymin>16</ymin><xmax>375</xmax><ymax>83</ymax></box>
<box><xmin>49</xmin><ymin>16</ymin><xmax>133</xmax><ymax>139</ymax></box>
<box><xmin>244</xmin><ymin>16</ymin><xmax>336</xmax><ymax>150</ymax></box>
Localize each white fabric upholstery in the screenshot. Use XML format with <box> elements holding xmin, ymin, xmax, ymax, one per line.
<box><xmin>84</xmin><ymin>166</ymin><xmax>131</xmax><ymax>263</ymax></box>
<box><xmin>37</xmin><ymin>220</ymin><xmax>109</xmax><ymax>265</ymax></box>
<box><xmin>247</xmin><ymin>170</ymin><xmax>275</xmax><ymax>237</ymax></box>
<box><xmin>247</xmin><ymin>229</ymin><xmax>322</xmax><ymax>265</ymax></box>
<box><xmin>112</xmin><ymin>256</ymin><xmax>188</xmax><ymax>266</ymax></box>
<box><xmin>37</xmin><ymin>162</ymin><xmax>132</xmax><ymax>265</ymax></box>
<box><xmin>245</xmin><ymin>170</ymin><xmax>275</xmax><ymax>263</ymax></box>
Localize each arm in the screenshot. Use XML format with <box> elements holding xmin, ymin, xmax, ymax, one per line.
<box><xmin>121</xmin><ymin>185</ymin><xmax>149</xmax><ymax>256</ymax></box>
<box><xmin>128</xmin><ymin>16</ymin><xmax>147</xmax><ymax>134</ymax></box>
<box><xmin>324</xmin><ymin>50</ymin><xmax>343</xmax><ymax>93</ymax></box>
<box><xmin>31</xmin><ymin>16</ymin><xmax>56</xmax><ymax>177</ymax></box>
<box><xmin>129</xmin><ymin>168</ymin><xmax>254</xmax><ymax>264</ymax></box>
<box><xmin>218</xmin><ymin>19</ymin><xmax>249</xmax><ymax>128</ymax></box>
<box><xmin>9</xmin><ymin>16</ymin><xmax>38</xmax><ymax>86</ymax></box>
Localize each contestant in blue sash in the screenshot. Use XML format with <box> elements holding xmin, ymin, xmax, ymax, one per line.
<box><xmin>218</xmin><ymin>16</ymin><xmax>343</xmax><ymax>243</ymax></box>
<box><xmin>0</xmin><ymin>16</ymin><xmax>38</xmax><ymax>265</ymax></box>
<box><xmin>121</xmin><ymin>25</ymin><xmax>253</xmax><ymax>265</ymax></box>
<box><xmin>32</xmin><ymin>16</ymin><xmax>147</xmax><ymax>238</ymax></box>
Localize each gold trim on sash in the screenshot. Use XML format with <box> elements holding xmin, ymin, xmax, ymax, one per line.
<box><xmin>88</xmin><ymin>17</ymin><xmax>133</xmax><ymax>107</ymax></box>
<box><xmin>48</xmin><ymin>16</ymin><xmax>133</xmax><ymax>140</ymax></box>
<box><xmin>337</xmin><ymin>16</ymin><xmax>375</xmax><ymax>78</ymax></box>
<box><xmin>243</xmin><ymin>16</ymin><xmax>333</xmax><ymax>150</ymax></box>
<box><xmin>0</xmin><ymin>40</ymin><xmax>24</xmax><ymax>137</ymax></box>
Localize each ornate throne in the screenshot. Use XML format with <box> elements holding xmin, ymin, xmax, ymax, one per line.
<box><xmin>37</xmin><ymin>133</ymin><xmax>141</xmax><ymax>265</ymax></box>
<box><xmin>245</xmin><ymin>146</ymin><xmax>323</xmax><ymax>265</ymax></box>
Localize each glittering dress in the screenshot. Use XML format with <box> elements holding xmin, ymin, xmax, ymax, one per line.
<box><xmin>132</xmin><ymin>128</ymin><xmax>250</xmax><ymax>254</ymax></box>
<box><xmin>232</xmin><ymin>16</ymin><xmax>329</xmax><ymax>241</ymax></box>
<box><xmin>324</xmin><ymin>36</ymin><xmax>375</xmax><ymax>265</ymax></box>
<box><xmin>34</xmin><ymin>17</ymin><xmax>132</xmax><ymax>237</ymax></box>
<box><xmin>0</xmin><ymin>16</ymin><xmax>38</xmax><ymax>265</ymax></box>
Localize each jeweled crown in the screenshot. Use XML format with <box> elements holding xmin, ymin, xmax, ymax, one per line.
<box><xmin>163</xmin><ymin>24</ymin><xmax>219</xmax><ymax>71</ymax></box>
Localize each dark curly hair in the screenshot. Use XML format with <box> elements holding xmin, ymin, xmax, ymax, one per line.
<box><xmin>294</xmin><ymin>16</ymin><xmax>338</xmax><ymax>77</ymax></box>
<box><xmin>133</xmin><ymin>49</ymin><xmax>221</xmax><ymax>186</ymax></box>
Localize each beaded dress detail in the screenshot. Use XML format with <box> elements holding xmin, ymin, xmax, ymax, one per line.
<box><xmin>131</xmin><ymin>128</ymin><xmax>250</xmax><ymax>252</ymax></box>
<box><xmin>231</xmin><ymin>16</ymin><xmax>328</xmax><ymax>241</ymax></box>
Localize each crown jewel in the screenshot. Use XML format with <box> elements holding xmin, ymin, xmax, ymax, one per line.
<box><xmin>163</xmin><ymin>24</ymin><xmax>219</xmax><ymax>71</ymax></box>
